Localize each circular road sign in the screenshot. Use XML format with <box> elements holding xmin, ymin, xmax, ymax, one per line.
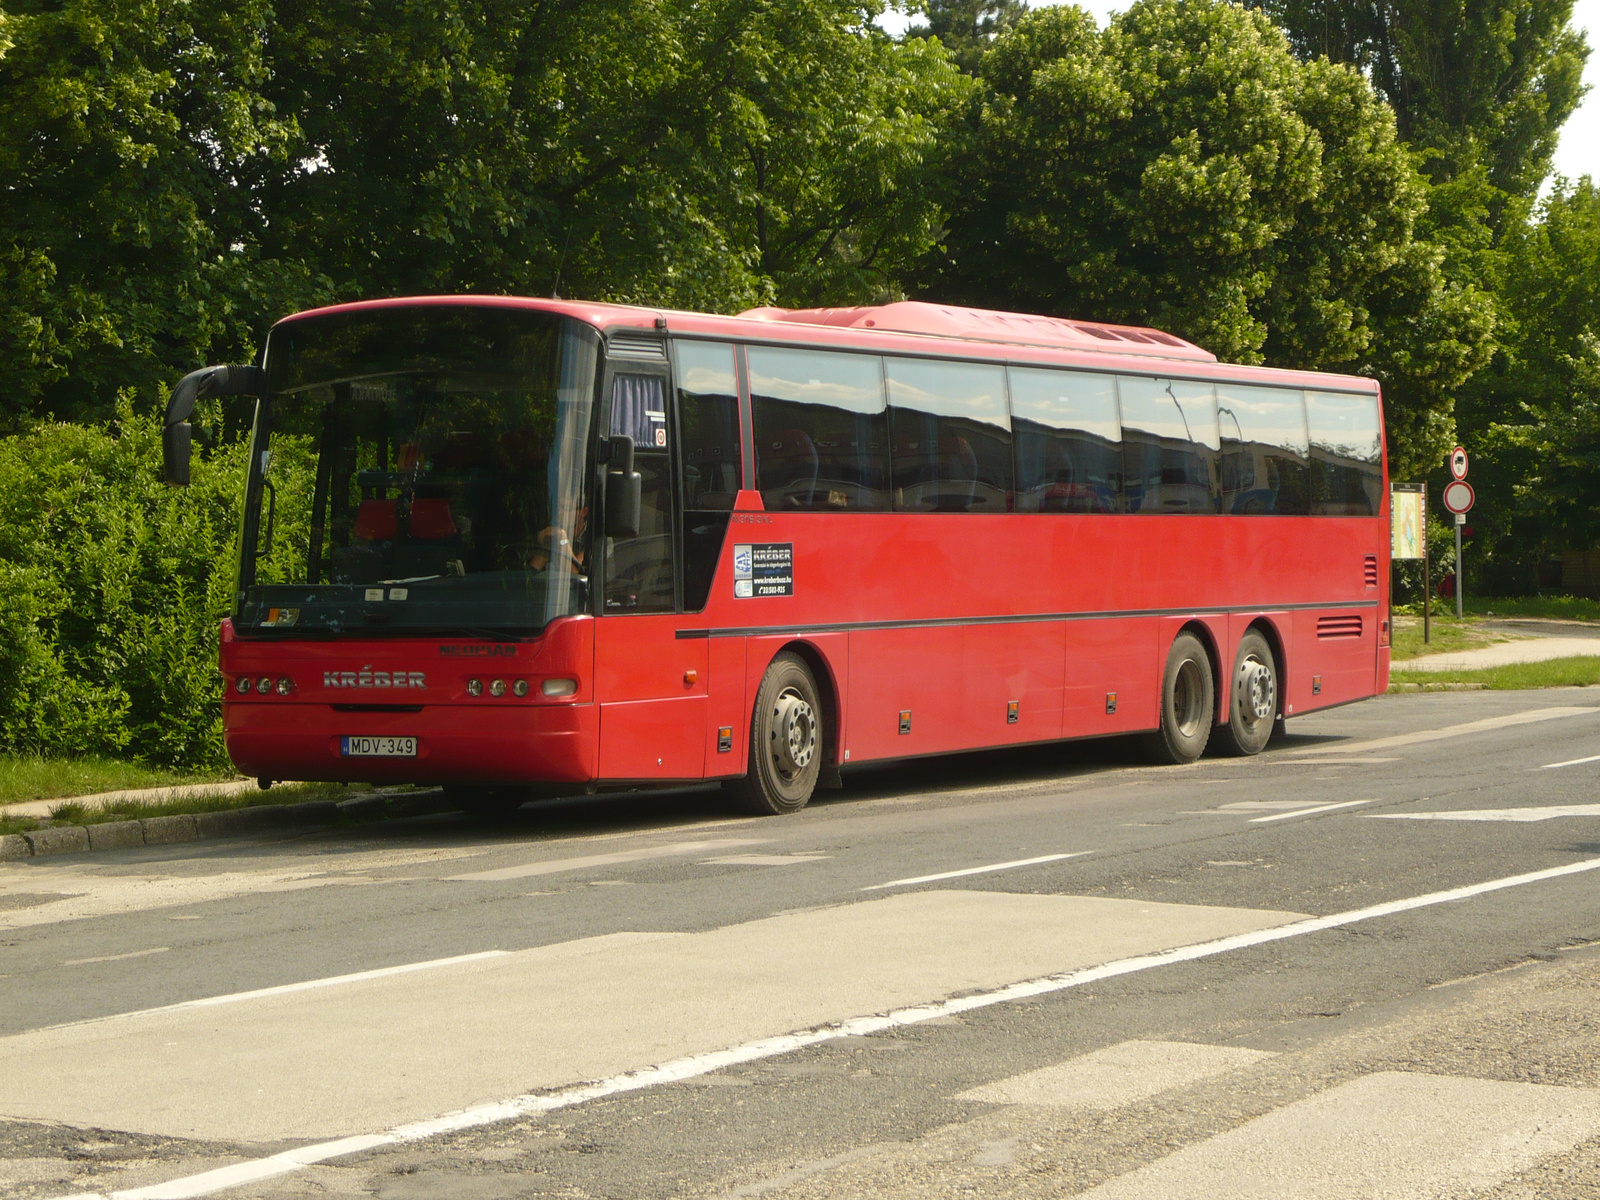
<box><xmin>1450</xmin><ymin>446</ymin><xmax>1469</xmax><ymax>480</ymax></box>
<box><xmin>1443</xmin><ymin>479</ymin><xmax>1475</xmax><ymax>514</ymax></box>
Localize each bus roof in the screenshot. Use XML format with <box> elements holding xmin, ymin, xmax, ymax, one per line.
<box><xmin>738</xmin><ymin>301</ymin><xmax>1215</xmax><ymax>362</ymax></box>
<box><xmin>272</xmin><ymin>294</ymin><xmax>1378</xmax><ymax>393</ymax></box>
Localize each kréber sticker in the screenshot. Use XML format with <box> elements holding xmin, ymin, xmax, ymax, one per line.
<box><xmin>733</xmin><ymin>543</ymin><xmax>793</xmax><ymax>598</ymax></box>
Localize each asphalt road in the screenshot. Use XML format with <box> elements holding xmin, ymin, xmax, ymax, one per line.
<box><xmin>4</xmin><ymin>688</ymin><xmax>1600</xmax><ymax>1198</ymax></box>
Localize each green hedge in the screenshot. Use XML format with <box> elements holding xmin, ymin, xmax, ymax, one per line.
<box><xmin>0</xmin><ymin>404</ymin><xmax>246</xmax><ymax>768</ymax></box>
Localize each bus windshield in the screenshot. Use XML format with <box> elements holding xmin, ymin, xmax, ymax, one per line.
<box><xmin>238</xmin><ymin>306</ymin><xmax>599</xmax><ymax>637</ymax></box>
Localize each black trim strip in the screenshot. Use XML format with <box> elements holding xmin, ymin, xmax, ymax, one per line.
<box><xmin>673</xmin><ymin>599</ymin><xmax>1381</xmax><ymax>640</ymax></box>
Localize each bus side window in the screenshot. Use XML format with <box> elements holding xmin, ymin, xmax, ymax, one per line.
<box><xmin>674</xmin><ymin>341</ymin><xmax>741</xmax><ymax>612</ymax></box>
<box><xmin>1119</xmin><ymin>377</ymin><xmax>1221</xmax><ymax>514</ymax></box>
<box><xmin>1306</xmin><ymin>391</ymin><xmax>1383</xmax><ymax>516</ymax></box>
<box><xmin>748</xmin><ymin>347</ymin><xmax>890</xmax><ymax>511</ymax></box>
<box><xmin>1217</xmin><ymin>385</ymin><xmax>1311</xmax><ymax>515</ymax></box>
<box><xmin>1010</xmin><ymin>368</ymin><xmax>1122</xmax><ymax>513</ymax></box>
<box><xmin>604</xmin><ymin>373</ymin><xmax>676</xmax><ymax>612</ymax></box>
<box><xmin>885</xmin><ymin>358</ymin><xmax>1012</xmax><ymax>513</ymax></box>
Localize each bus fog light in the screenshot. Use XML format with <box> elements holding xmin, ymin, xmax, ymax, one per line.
<box><xmin>512</xmin><ymin>679</ymin><xmax>529</xmax><ymax>697</ymax></box>
<box><xmin>466</xmin><ymin>678</ymin><xmax>483</xmax><ymax>697</ymax></box>
<box><xmin>255</xmin><ymin>677</ymin><xmax>272</xmax><ymax>695</ymax></box>
<box><xmin>235</xmin><ymin>677</ymin><xmax>252</xmax><ymax>695</ymax></box>
<box><xmin>490</xmin><ymin>679</ymin><xmax>507</xmax><ymax>697</ymax></box>
<box><xmin>541</xmin><ymin>678</ymin><xmax>577</xmax><ymax>698</ymax></box>
<box><xmin>275</xmin><ymin>677</ymin><xmax>293</xmax><ymax>696</ymax></box>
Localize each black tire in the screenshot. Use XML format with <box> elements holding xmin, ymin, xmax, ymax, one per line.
<box><xmin>727</xmin><ymin>652</ymin><xmax>823</xmax><ymax>815</ymax></box>
<box><xmin>1213</xmin><ymin>629</ymin><xmax>1278</xmax><ymax>757</ymax></box>
<box><xmin>1142</xmin><ymin>632</ymin><xmax>1216</xmax><ymax>764</ymax></box>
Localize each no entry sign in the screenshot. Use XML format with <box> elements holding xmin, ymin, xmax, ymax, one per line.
<box><xmin>1442</xmin><ymin>479</ymin><xmax>1475</xmax><ymax>515</ymax></box>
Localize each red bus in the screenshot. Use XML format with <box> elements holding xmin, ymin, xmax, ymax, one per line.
<box><xmin>163</xmin><ymin>297</ymin><xmax>1390</xmax><ymax>815</ymax></box>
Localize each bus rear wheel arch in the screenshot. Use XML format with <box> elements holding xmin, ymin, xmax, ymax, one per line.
<box><xmin>727</xmin><ymin>651</ymin><xmax>823</xmax><ymax>815</ymax></box>
<box><xmin>1144</xmin><ymin>632</ymin><xmax>1215</xmax><ymax>764</ymax></box>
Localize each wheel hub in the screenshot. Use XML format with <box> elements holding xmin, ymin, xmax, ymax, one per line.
<box><xmin>1238</xmin><ymin>659</ymin><xmax>1275</xmax><ymax>722</ymax></box>
<box><xmin>771</xmin><ymin>692</ymin><xmax>816</xmax><ymax>774</ymax></box>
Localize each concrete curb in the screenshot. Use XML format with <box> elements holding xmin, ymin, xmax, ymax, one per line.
<box><xmin>0</xmin><ymin>799</ymin><xmax>363</xmax><ymax>862</ymax></box>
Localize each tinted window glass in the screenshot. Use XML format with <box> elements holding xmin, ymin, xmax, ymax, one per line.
<box><xmin>604</xmin><ymin>374</ymin><xmax>675</xmax><ymax>612</ymax></box>
<box><xmin>750</xmin><ymin>347</ymin><xmax>889</xmax><ymax>511</ymax></box>
<box><xmin>1217</xmin><ymin>385</ymin><xmax>1311</xmax><ymax>515</ymax></box>
<box><xmin>1120</xmin><ymin>377</ymin><xmax>1220</xmax><ymax>513</ymax></box>
<box><xmin>886</xmin><ymin>358</ymin><xmax>1011</xmax><ymax>513</ymax></box>
<box><xmin>1306</xmin><ymin>390</ymin><xmax>1383</xmax><ymax>516</ymax></box>
<box><xmin>673</xmin><ymin>340</ymin><xmax>740</xmax><ymax>612</ymax></box>
<box><xmin>674</xmin><ymin>341</ymin><xmax>742</xmax><ymax>510</ymax></box>
<box><xmin>1010</xmin><ymin>368</ymin><xmax>1122</xmax><ymax>513</ymax></box>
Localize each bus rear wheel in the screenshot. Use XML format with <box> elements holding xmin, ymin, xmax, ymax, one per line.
<box><xmin>1143</xmin><ymin>633</ymin><xmax>1215</xmax><ymax>764</ymax></box>
<box><xmin>1214</xmin><ymin>630</ymin><xmax>1278</xmax><ymax>757</ymax></box>
<box><xmin>728</xmin><ymin>652</ymin><xmax>822</xmax><ymax>815</ymax></box>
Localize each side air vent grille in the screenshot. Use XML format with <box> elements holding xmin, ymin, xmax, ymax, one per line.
<box><xmin>1364</xmin><ymin>555</ymin><xmax>1379</xmax><ymax>588</ymax></box>
<box><xmin>1317</xmin><ymin>615</ymin><xmax>1364</xmax><ymax>640</ymax></box>
<box><xmin>607</xmin><ymin>332</ymin><xmax>667</xmax><ymax>360</ymax></box>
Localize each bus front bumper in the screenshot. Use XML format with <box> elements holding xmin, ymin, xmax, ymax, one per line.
<box><xmin>223</xmin><ymin>701</ymin><xmax>599</xmax><ymax>785</ymax></box>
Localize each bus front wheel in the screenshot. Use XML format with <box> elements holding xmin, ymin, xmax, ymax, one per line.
<box><xmin>728</xmin><ymin>652</ymin><xmax>822</xmax><ymax>815</ymax></box>
<box><xmin>1214</xmin><ymin>630</ymin><xmax>1278</xmax><ymax>757</ymax></box>
<box><xmin>1144</xmin><ymin>633</ymin><xmax>1215</xmax><ymax>765</ymax></box>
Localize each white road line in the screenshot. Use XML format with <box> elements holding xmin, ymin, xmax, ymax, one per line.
<box><xmin>1541</xmin><ymin>753</ymin><xmax>1600</xmax><ymax>769</ymax></box>
<box><xmin>62</xmin><ymin>947</ymin><xmax>169</xmax><ymax>967</ymax></box>
<box><xmin>1248</xmin><ymin>800</ymin><xmax>1373</xmax><ymax>823</ymax></box>
<box><xmin>35</xmin><ymin>951</ymin><xmax>509</xmax><ymax>1034</ymax></box>
<box><xmin>861</xmin><ymin>852</ymin><xmax>1092</xmax><ymax>891</ymax></box>
<box><xmin>445</xmin><ymin>838</ymin><xmax>767</xmax><ymax>882</ymax></box>
<box><xmin>49</xmin><ymin>856</ymin><xmax>1600</xmax><ymax>1200</ymax></box>
<box><xmin>1369</xmin><ymin>804</ymin><xmax>1600</xmax><ymax>823</ymax></box>
<box><xmin>1289</xmin><ymin>705</ymin><xmax>1600</xmax><ymax>757</ymax></box>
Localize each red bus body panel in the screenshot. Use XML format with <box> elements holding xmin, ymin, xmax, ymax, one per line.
<box><xmin>223</xmin><ymin>295</ymin><xmax>1389</xmax><ymax>787</ymax></box>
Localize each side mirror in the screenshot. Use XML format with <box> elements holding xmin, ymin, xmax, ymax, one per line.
<box><xmin>163</xmin><ymin>421</ymin><xmax>192</xmax><ymax>487</ymax></box>
<box><xmin>603</xmin><ymin>435</ymin><xmax>643</xmax><ymax>539</ymax></box>
<box><xmin>162</xmin><ymin>363</ymin><xmax>265</xmax><ymax>487</ymax></box>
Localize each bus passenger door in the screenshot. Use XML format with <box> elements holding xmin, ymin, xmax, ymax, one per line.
<box><xmin>595</xmin><ymin>367</ymin><xmax>708</xmax><ymax>780</ymax></box>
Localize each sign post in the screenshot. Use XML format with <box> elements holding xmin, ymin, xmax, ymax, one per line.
<box><xmin>1391</xmin><ymin>483</ymin><xmax>1428</xmax><ymax>642</ymax></box>
<box><xmin>1442</xmin><ymin>447</ymin><xmax>1473</xmax><ymax>621</ymax></box>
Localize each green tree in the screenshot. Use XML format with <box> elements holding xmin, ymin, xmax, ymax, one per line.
<box><xmin>1265</xmin><ymin>0</ymin><xmax>1590</xmax><ymax>198</ymax></box>
<box><xmin>906</xmin><ymin>0</ymin><xmax>1030</xmax><ymax>74</ymax></box>
<box><xmin>924</xmin><ymin>0</ymin><xmax>1493</xmax><ymax>476</ymax></box>
<box><xmin>1</xmin><ymin>0</ymin><xmax>966</xmax><ymax>430</ymax></box>
<box><xmin>256</xmin><ymin>0</ymin><xmax>968</xmax><ymax>312</ymax></box>
<box><xmin>0</xmin><ymin>0</ymin><xmax>329</xmax><ymax>429</ymax></box>
<box><xmin>1459</xmin><ymin>182</ymin><xmax>1600</xmax><ymax>577</ymax></box>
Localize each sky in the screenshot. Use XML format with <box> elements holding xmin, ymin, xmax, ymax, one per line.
<box><xmin>882</xmin><ymin>0</ymin><xmax>1600</xmax><ymax>187</ymax></box>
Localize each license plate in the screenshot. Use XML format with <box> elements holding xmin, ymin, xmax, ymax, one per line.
<box><xmin>341</xmin><ymin>735</ymin><xmax>417</xmax><ymax>757</ymax></box>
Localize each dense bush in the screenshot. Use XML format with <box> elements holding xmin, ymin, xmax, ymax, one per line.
<box><xmin>0</xmin><ymin>405</ymin><xmax>246</xmax><ymax>767</ymax></box>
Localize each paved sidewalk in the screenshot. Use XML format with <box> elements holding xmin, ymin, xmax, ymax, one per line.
<box><xmin>1398</xmin><ymin>635</ymin><xmax>1600</xmax><ymax>672</ymax></box>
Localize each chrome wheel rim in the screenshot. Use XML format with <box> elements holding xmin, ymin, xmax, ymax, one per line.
<box><xmin>1235</xmin><ymin>654</ymin><xmax>1276</xmax><ymax>726</ymax></box>
<box><xmin>769</xmin><ymin>688</ymin><xmax>817</xmax><ymax>780</ymax></box>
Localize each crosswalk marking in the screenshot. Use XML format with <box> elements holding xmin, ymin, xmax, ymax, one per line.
<box><xmin>958</xmin><ymin>1040</ymin><xmax>1274</xmax><ymax>1110</ymax></box>
<box><xmin>1078</xmin><ymin>1071</ymin><xmax>1600</xmax><ymax>1199</ymax></box>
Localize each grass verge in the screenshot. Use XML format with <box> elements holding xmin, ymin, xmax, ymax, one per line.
<box><xmin>0</xmin><ymin>770</ymin><xmax>381</xmax><ymax>837</ymax></box>
<box><xmin>1461</xmin><ymin>596</ymin><xmax>1600</xmax><ymax>622</ymax></box>
<box><xmin>1390</xmin><ymin>614</ymin><xmax>1510</xmax><ymax>662</ymax></box>
<box><xmin>0</xmin><ymin>755</ymin><xmax>235</xmax><ymax>807</ymax></box>
<box><xmin>1389</xmin><ymin>656</ymin><xmax>1600</xmax><ymax>692</ymax></box>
